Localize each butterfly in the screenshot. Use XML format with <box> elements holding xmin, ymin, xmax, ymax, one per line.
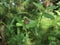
<box><xmin>24</xmin><ymin>18</ymin><xmax>30</xmax><ymax>24</ymax></box>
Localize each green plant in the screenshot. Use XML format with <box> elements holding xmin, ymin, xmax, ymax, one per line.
<box><xmin>0</xmin><ymin>0</ymin><xmax>60</xmax><ymax>45</ymax></box>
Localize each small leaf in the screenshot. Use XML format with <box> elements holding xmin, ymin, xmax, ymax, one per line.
<box><xmin>16</xmin><ymin>23</ymin><xmax>23</xmax><ymax>27</ymax></box>
<box><xmin>33</xmin><ymin>2</ymin><xmax>45</xmax><ymax>11</ymax></box>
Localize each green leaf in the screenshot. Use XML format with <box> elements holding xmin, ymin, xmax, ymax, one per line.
<box><xmin>48</xmin><ymin>36</ymin><xmax>56</xmax><ymax>41</ymax></box>
<box><xmin>42</xmin><ymin>12</ymin><xmax>54</xmax><ymax>19</ymax></box>
<box><xmin>25</xmin><ymin>20</ymin><xmax>37</xmax><ymax>29</ymax></box>
<box><xmin>16</xmin><ymin>23</ymin><xmax>23</xmax><ymax>27</ymax></box>
<box><xmin>47</xmin><ymin>5</ymin><xmax>57</xmax><ymax>10</ymax></box>
<box><xmin>57</xmin><ymin>1</ymin><xmax>60</xmax><ymax>6</ymax></box>
<box><xmin>55</xmin><ymin>11</ymin><xmax>60</xmax><ymax>16</ymax></box>
<box><xmin>33</xmin><ymin>2</ymin><xmax>45</xmax><ymax>11</ymax></box>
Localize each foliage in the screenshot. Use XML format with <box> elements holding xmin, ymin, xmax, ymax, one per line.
<box><xmin>0</xmin><ymin>0</ymin><xmax>60</xmax><ymax>45</ymax></box>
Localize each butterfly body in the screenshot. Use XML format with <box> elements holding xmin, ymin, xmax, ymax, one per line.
<box><xmin>24</xmin><ymin>18</ymin><xmax>30</xmax><ymax>24</ymax></box>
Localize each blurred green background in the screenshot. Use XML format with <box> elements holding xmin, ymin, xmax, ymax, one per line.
<box><xmin>0</xmin><ymin>0</ymin><xmax>60</xmax><ymax>45</ymax></box>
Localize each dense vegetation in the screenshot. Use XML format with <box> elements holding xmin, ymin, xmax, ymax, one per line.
<box><xmin>0</xmin><ymin>0</ymin><xmax>60</xmax><ymax>45</ymax></box>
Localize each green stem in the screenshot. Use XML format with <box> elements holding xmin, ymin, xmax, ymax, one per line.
<box><xmin>17</xmin><ymin>27</ymin><xmax>20</xmax><ymax>35</ymax></box>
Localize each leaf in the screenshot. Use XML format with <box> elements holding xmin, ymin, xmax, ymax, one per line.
<box><xmin>47</xmin><ymin>5</ymin><xmax>57</xmax><ymax>10</ymax></box>
<box><xmin>42</xmin><ymin>12</ymin><xmax>54</xmax><ymax>19</ymax></box>
<box><xmin>57</xmin><ymin>1</ymin><xmax>60</xmax><ymax>6</ymax></box>
<box><xmin>16</xmin><ymin>23</ymin><xmax>23</xmax><ymax>27</ymax></box>
<box><xmin>48</xmin><ymin>36</ymin><xmax>56</xmax><ymax>41</ymax></box>
<box><xmin>25</xmin><ymin>20</ymin><xmax>37</xmax><ymax>29</ymax></box>
<box><xmin>33</xmin><ymin>2</ymin><xmax>45</xmax><ymax>11</ymax></box>
<box><xmin>57</xmin><ymin>22</ymin><xmax>60</xmax><ymax>26</ymax></box>
<box><xmin>55</xmin><ymin>11</ymin><xmax>60</xmax><ymax>16</ymax></box>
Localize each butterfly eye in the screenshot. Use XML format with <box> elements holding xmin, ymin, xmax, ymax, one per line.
<box><xmin>24</xmin><ymin>18</ymin><xmax>30</xmax><ymax>24</ymax></box>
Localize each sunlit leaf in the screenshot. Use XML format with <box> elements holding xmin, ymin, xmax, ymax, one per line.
<box><xmin>25</xmin><ymin>20</ymin><xmax>37</xmax><ymax>29</ymax></box>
